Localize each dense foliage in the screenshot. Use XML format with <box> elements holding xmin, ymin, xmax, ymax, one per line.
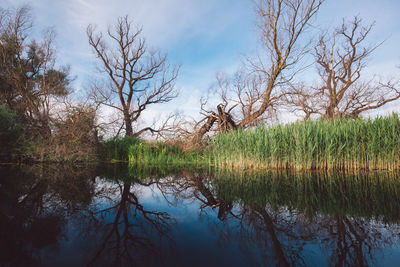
<box><xmin>0</xmin><ymin>105</ymin><xmax>24</xmax><ymax>159</ymax></box>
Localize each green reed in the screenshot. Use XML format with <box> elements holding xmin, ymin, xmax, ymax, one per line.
<box><xmin>102</xmin><ymin>137</ymin><xmax>208</xmax><ymax>166</ymax></box>
<box><xmin>127</xmin><ymin>141</ymin><xmax>206</xmax><ymax>165</ymax></box>
<box><xmin>212</xmin><ymin>170</ymin><xmax>400</xmax><ymax>223</ymax></box>
<box><xmin>100</xmin><ymin>136</ymin><xmax>140</xmax><ymax>162</ymax></box>
<box><xmin>211</xmin><ymin>114</ymin><xmax>400</xmax><ymax>171</ymax></box>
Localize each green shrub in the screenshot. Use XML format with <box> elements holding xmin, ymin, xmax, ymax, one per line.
<box><xmin>27</xmin><ymin>106</ymin><xmax>99</xmax><ymax>162</ymax></box>
<box><xmin>0</xmin><ymin>105</ymin><xmax>24</xmax><ymax>159</ymax></box>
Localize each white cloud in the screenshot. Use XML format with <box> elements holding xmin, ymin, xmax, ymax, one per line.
<box><xmin>1</xmin><ymin>0</ymin><xmax>399</xmax><ymax>128</ymax></box>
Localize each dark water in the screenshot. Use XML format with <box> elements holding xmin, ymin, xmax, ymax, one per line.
<box><xmin>1</xmin><ymin>164</ymin><xmax>400</xmax><ymax>266</ymax></box>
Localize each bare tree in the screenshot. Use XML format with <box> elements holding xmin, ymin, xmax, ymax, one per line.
<box><xmin>288</xmin><ymin>17</ymin><xmax>400</xmax><ymax>120</ymax></box>
<box><xmin>193</xmin><ymin>0</ymin><xmax>324</xmax><ymax>144</ymax></box>
<box><xmin>87</xmin><ymin>16</ymin><xmax>179</xmax><ymax>137</ymax></box>
<box><xmin>283</xmin><ymin>83</ymin><xmax>321</xmax><ymax>120</ymax></box>
<box><xmin>192</xmin><ymin>70</ymin><xmax>276</xmax><ymax>144</ymax></box>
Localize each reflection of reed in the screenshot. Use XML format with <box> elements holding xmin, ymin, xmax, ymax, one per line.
<box><xmin>154</xmin><ymin>168</ymin><xmax>400</xmax><ymax>266</ymax></box>
<box><xmin>213</xmin><ymin>170</ymin><xmax>400</xmax><ymax>223</ymax></box>
<box><xmin>211</xmin><ymin>170</ymin><xmax>400</xmax><ymax>266</ymax></box>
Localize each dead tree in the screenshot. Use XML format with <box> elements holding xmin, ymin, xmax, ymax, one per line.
<box><xmin>283</xmin><ymin>83</ymin><xmax>322</xmax><ymax>120</ymax></box>
<box><xmin>193</xmin><ymin>0</ymin><xmax>324</xmax><ymax>144</ymax></box>
<box><xmin>288</xmin><ymin>17</ymin><xmax>400</xmax><ymax>120</ymax></box>
<box><xmin>87</xmin><ymin>16</ymin><xmax>179</xmax><ymax>137</ymax></box>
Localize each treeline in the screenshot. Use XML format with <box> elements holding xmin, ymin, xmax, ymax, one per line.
<box><xmin>1</xmin><ymin>1</ymin><xmax>400</xmax><ymax>166</ymax></box>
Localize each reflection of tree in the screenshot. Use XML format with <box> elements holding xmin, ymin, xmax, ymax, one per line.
<box><xmin>156</xmin><ymin>170</ymin><xmax>315</xmax><ymax>265</ymax></box>
<box><xmin>83</xmin><ymin>180</ymin><xmax>175</xmax><ymax>266</ymax></box>
<box><xmin>3</xmin><ymin>165</ymin><xmax>400</xmax><ymax>266</ymax></box>
<box><xmin>157</xmin><ymin>170</ymin><xmax>235</xmax><ymax>221</ymax></box>
<box><xmin>233</xmin><ymin>172</ymin><xmax>400</xmax><ymax>266</ymax></box>
<box><xmin>236</xmin><ymin>207</ymin><xmax>396</xmax><ymax>267</ymax></box>
<box><xmin>224</xmin><ymin>203</ymin><xmax>323</xmax><ymax>267</ymax></box>
<box><xmin>156</xmin><ymin>170</ymin><xmax>314</xmax><ymax>265</ymax></box>
<box><xmin>321</xmin><ymin>215</ymin><xmax>395</xmax><ymax>267</ymax></box>
<box><xmin>0</xmin><ymin>165</ymin><xmax>97</xmax><ymax>266</ymax></box>
<box><xmin>159</xmin><ymin>169</ymin><xmax>400</xmax><ymax>266</ymax></box>
<box><xmin>1</xmin><ymin>164</ymin><xmax>177</xmax><ymax>266</ymax></box>
<box><xmin>0</xmin><ymin>178</ymin><xmax>59</xmax><ymax>265</ymax></box>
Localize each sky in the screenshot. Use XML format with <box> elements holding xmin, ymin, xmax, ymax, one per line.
<box><xmin>1</xmin><ymin>0</ymin><xmax>400</xmax><ymax>125</ymax></box>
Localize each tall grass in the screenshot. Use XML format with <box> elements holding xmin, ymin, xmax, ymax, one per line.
<box><xmin>101</xmin><ymin>137</ymin><xmax>208</xmax><ymax>166</ymax></box>
<box><xmin>102</xmin><ymin>115</ymin><xmax>400</xmax><ymax>171</ymax></box>
<box><xmin>127</xmin><ymin>141</ymin><xmax>206</xmax><ymax>165</ymax></box>
<box><xmin>101</xmin><ymin>136</ymin><xmax>140</xmax><ymax>162</ymax></box>
<box><xmin>211</xmin><ymin>114</ymin><xmax>400</xmax><ymax>171</ymax></box>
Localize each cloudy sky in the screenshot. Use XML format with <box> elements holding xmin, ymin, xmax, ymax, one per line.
<box><xmin>1</xmin><ymin>0</ymin><xmax>400</xmax><ymax>123</ymax></box>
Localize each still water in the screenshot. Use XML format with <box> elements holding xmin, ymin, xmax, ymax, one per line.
<box><xmin>1</xmin><ymin>164</ymin><xmax>400</xmax><ymax>266</ymax></box>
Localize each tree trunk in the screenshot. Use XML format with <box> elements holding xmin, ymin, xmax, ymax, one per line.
<box><xmin>325</xmin><ymin>105</ymin><xmax>335</xmax><ymax>120</ymax></box>
<box><xmin>217</xmin><ymin>105</ymin><xmax>237</xmax><ymax>132</ymax></box>
<box><xmin>123</xmin><ymin>110</ymin><xmax>133</xmax><ymax>137</ymax></box>
<box><xmin>192</xmin><ymin>115</ymin><xmax>216</xmax><ymax>145</ymax></box>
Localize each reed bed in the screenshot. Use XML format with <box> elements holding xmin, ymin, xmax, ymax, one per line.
<box><xmin>101</xmin><ymin>136</ymin><xmax>140</xmax><ymax>162</ymax></box>
<box><xmin>127</xmin><ymin>141</ymin><xmax>206</xmax><ymax>165</ymax></box>
<box><xmin>102</xmin><ymin>137</ymin><xmax>208</xmax><ymax>165</ymax></box>
<box><xmin>211</xmin><ymin>114</ymin><xmax>400</xmax><ymax>171</ymax></box>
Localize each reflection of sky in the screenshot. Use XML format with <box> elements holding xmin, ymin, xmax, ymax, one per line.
<box><xmin>30</xmin><ymin>175</ymin><xmax>400</xmax><ymax>266</ymax></box>
<box><xmin>1</xmin><ymin>0</ymin><xmax>400</xmax><ymax>123</ymax></box>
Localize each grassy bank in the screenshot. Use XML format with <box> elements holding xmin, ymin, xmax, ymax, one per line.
<box><xmin>101</xmin><ymin>137</ymin><xmax>208</xmax><ymax>166</ymax></box>
<box><xmin>102</xmin><ymin>115</ymin><xmax>400</xmax><ymax>171</ymax></box>
<box><xmin>211</xmin><ymin>114</ymin><xmax>400</xmax><ymax>171</ymax></box>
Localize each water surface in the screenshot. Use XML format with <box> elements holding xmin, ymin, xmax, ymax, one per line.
<box><xmin>1</xmin><ymin>164</ymin><xmax>400</xmax><ymax>266</ymax></box>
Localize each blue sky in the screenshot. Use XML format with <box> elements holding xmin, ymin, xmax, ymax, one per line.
<box><xmin>1</xmin><ymin>0</ymin><xmax>400</xmax><ymax>122</ymax></box>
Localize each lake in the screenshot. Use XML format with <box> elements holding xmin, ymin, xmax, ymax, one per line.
<box><xmin>1</xmin><ymin>164</ymin><xmax>400</xmax><ymax>266</ymax></box>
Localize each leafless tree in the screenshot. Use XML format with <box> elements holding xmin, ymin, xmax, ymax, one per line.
<box><xmin>282</xmin><ymin>83</ymin><xmax>321</xmax><ymax>120</ymax></box>
<box><xmin>287</xmin><ymin>17</ymin><xmax>400</xmax><ymax>120</ymax></box>
<box><xmin>193</xmin><ymin>0</ymin><xmax>324</xmax><ymax>144</ymax></box>
<box><xmin>87</xmin><ymin>16</ymin><xmax>179</xmax><ymax>137</ymax></box>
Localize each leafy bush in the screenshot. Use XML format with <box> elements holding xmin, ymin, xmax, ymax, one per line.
<box><xmin>29</xmin><ymin>106</ymin><xmax>100</xmax><ymax>162</ymax></box>
<box><xmin>0</xmin><ymin>105</ymin><xmax>24</xmax><ymax>159</ymax></box>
